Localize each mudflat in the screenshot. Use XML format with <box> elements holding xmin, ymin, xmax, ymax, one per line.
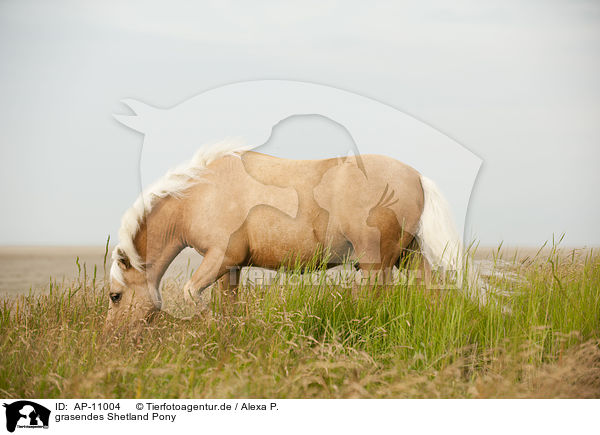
<box><xmin>0</xmin><ymin>246</ymin><xmax>203</xmax><ymax>295</ymax></box>
<box><xmin>0</xmin><ymin>245</ymin><xmax>594</xmax><ymax>295</ymax></box>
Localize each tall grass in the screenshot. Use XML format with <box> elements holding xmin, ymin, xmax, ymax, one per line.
<box><xmin>0</xmin><ymin>245</ymin><xmax>599</xmax><ymax>398</ymax></box>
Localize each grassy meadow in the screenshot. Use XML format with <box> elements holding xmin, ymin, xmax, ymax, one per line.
<box><xmin>0</xmin><ymin>244</ymin><xmax>599</xmax><ymax>398</ymax></box>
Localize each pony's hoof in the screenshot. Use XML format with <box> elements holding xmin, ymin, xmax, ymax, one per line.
<box><xmin>183</xmin><ymin>284</ymin><xmax>201</xmax><ymax>305</ymax></box>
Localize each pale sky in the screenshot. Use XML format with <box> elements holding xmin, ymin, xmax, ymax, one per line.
<box><xmin>1</xmin><ymin>0</ymin><xmax>599</xmax><ymax>246</ymax></box>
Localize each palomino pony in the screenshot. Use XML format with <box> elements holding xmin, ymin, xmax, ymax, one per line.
<box><xmin>104</xmin><ymin>142</ymin><xmax>463</xmax><ymax>330</ymax></box>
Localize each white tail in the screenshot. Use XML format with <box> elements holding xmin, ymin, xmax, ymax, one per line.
<box><xmin>416</xmin><ymin>175</ymin><xmax>464</xmax><ymax>281</ymax></box>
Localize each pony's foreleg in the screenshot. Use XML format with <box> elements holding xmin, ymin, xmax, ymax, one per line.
<box><xmin>215</xmin><ymin>267</ymin><xmax>241</xmax><ymax>314</ymax></box>
<box><xmin>183</xmin><ymin>249</ymin><xmax>232</xmax><ymax>304</ymax></box>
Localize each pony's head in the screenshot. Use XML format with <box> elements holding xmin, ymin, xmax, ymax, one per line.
<box><xmin>103</xmin><ymin>247</ymin><xmax>161</xmax><ymax>333</ymax></box>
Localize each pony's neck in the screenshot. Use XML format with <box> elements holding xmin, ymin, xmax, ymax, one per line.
<box><xmin>133</xmin><ymin>196</ymin><xmax>186</xmax><ymax>289</ymax></box>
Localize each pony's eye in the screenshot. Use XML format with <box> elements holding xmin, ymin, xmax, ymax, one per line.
<box><xmin>110</xmin><ymin>293</ymin><xmax>122</xmax><ymax>303</ymax></box>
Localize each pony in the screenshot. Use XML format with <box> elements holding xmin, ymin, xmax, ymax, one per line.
<box><xmin>104</xmin><ymin>142</ymin><xmax>464</xmax><ymax>331</ymax></box>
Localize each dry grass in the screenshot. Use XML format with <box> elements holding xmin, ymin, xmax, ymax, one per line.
<box><xmin>0</xmin><ymin>244</ymin><xmax>599</xmax><ymax>398</ymax></box>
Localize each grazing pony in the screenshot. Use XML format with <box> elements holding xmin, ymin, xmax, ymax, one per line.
<box><xmin>104</xmin><ymin>142</ymin><xmax>464</xmax><ymax>330</ymax></box>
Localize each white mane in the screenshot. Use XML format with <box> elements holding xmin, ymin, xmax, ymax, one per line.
<box><xmin>110</xmin><ymin>140</ymin><xmax>251</xmax><ymax>284</ymax></box>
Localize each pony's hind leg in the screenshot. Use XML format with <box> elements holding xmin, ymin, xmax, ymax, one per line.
<box><xmin>349</xmin><ymin>230</ymin><xmax>402</xmax><ymax>296</ymax></box>
<box><xmin>397</xmin><ymin>238</ymin><xmax>431</xmax><ymax>287</ymax></box>
<box><xmin>397</xmin><ymin>241</ymin><xmax>444</xmax><ymax>303</ymax></box>
<box><xmin>347</xmin><ymin>213</ymin><xmax>411</xmax><ymax>295</ymax></box>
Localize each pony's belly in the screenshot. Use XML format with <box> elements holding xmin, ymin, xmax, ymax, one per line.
<box><xmin>248</xmin><ymin>237</ymin><xmax>350</xmax><ymax>268</ymax></box>
<box><xmin>245</xmin><ymin>217</ymin><xmax>351</xmax><ymax>269</ymax></box>
<box><xmin>248</xmin><ymin>242</ymin><xmax>353</xmax><ymax>269</ymax></box>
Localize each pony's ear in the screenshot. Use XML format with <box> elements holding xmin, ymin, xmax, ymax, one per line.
<box><xmin>116</xmin><ymin>248</ymin><xmax>131</xmax><ymax>270</ymax></box>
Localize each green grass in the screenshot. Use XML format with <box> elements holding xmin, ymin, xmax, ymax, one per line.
<box><xmin>1</xmin><ymin>245</ymin><xmax>599</xmax><ymax>398</ymax></box>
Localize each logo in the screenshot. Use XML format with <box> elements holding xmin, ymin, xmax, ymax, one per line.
<box><xmin>2</xmin><ymin>401</ymin><xmax>50</xmax><ymax>433</ymax></box>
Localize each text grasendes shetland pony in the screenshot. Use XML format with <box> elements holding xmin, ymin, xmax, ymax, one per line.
<box><xmin>104</xmin><ymin>142</ymin><xmax>464</xmax><ymax>330</ymax></box>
